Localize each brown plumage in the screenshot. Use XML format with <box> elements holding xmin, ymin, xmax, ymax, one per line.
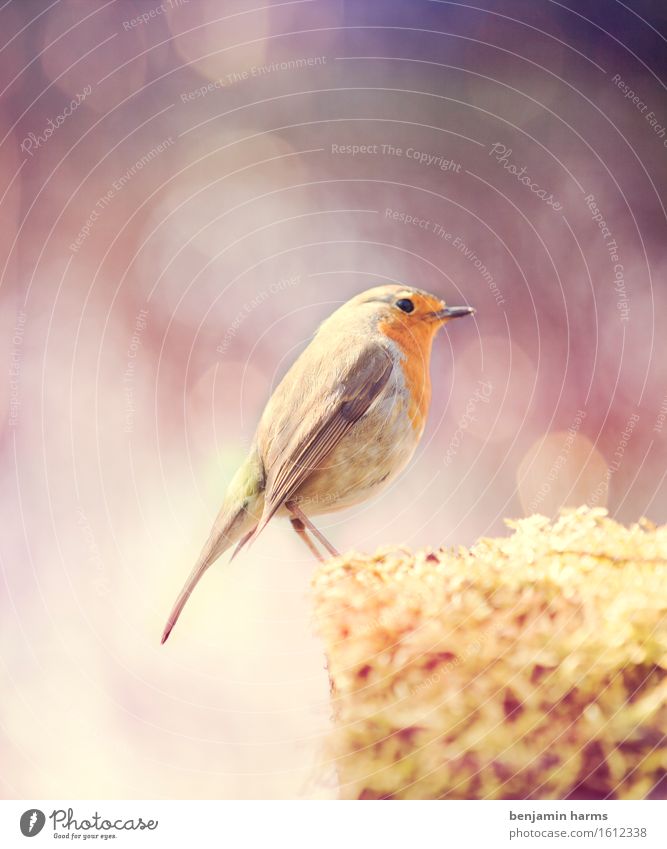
<box><xmin>161</xmin><ymin>285</ymin><xmax>474</xmax><ymax>643</ymax></box>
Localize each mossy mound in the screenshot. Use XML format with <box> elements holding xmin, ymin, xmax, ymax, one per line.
<box><xmin>313</xmin><ymin>507</ymin><xmax>667</xmax><ymax>799</ymax></box>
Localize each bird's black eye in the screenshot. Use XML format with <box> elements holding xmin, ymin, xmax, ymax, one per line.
<box><xmin>395</xmin><ymin>298</ymin><xmax>414</xmax><ymax>313</ymax></box>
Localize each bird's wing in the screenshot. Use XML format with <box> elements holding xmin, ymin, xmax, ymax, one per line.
<box><xmin>250</xmin><ymin>342</ymin><xmax>393</xmax><ymax>540</ymax></box>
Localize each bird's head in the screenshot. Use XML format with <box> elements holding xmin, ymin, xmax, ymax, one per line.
<box><xmin>341</xmin><ymin>284</ymin><xmax>475</xmax><ymax>347</ymax></box>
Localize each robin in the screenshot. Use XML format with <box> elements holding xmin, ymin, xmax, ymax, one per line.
<box><xmin>162</xmin><ymin>284</ymin><xmax>474</xmax><ymax>642</ymax></box>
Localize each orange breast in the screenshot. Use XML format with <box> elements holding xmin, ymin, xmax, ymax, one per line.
<box><xmin>379</xmin><ymin>319</ymin><xmax>435</xmax><ymax>432</ymax></box>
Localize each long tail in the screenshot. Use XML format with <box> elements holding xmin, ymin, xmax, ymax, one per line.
<box><xmin>161</xmin><ymin>455</ymin><xmax>264</xmax><ymax>643</ymax></box>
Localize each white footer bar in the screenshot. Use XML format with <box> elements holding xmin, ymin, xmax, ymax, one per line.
<box><xmin>1</xmin><ymin>799</ymin><xmax>665</xmax><ymax>848</ymax></box>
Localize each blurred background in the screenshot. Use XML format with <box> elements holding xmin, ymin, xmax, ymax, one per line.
<box><xmin>1</xmin><ymin>0</ymin><xmax>667</xmax><ymax>799</ymax></box>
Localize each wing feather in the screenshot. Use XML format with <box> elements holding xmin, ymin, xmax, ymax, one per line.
<box><xmin>250</xmin><ymin>343</ymin><xmax>393</xmax><ymax>539</ymax></box>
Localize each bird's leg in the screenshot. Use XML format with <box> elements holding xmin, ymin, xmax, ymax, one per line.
<box><xmin>286</xmin><ymin>502</ymin><xmax>340</xmax><ymax>558</ymax></box>
<box><xmin>289</xmin><ymin>516</ymin><xmax>325</xmax><ymax>562</ymax></box>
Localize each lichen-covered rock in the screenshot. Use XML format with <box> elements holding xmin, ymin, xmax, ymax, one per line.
<box><xmin>312</xmin><ymin>507</ymin><xmax>667</xmax><ymax>799</ymax></box>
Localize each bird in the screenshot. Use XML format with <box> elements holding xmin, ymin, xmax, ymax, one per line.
<box><xmin>161</xmin><ymin>284</ymin><xmax>475</xmax><ymax>643</ymax></box>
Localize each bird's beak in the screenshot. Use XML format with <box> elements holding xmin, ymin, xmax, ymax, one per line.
<box><xmin>430</xmin><ymin>305</ymin><xmax>476</xmax><ymax>322</ymax></box>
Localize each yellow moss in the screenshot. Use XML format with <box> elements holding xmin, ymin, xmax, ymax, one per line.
<box><xmin>312</xmin><ymin>507</ymin><xmax>667</xmax><ymax>799</ymax></box>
